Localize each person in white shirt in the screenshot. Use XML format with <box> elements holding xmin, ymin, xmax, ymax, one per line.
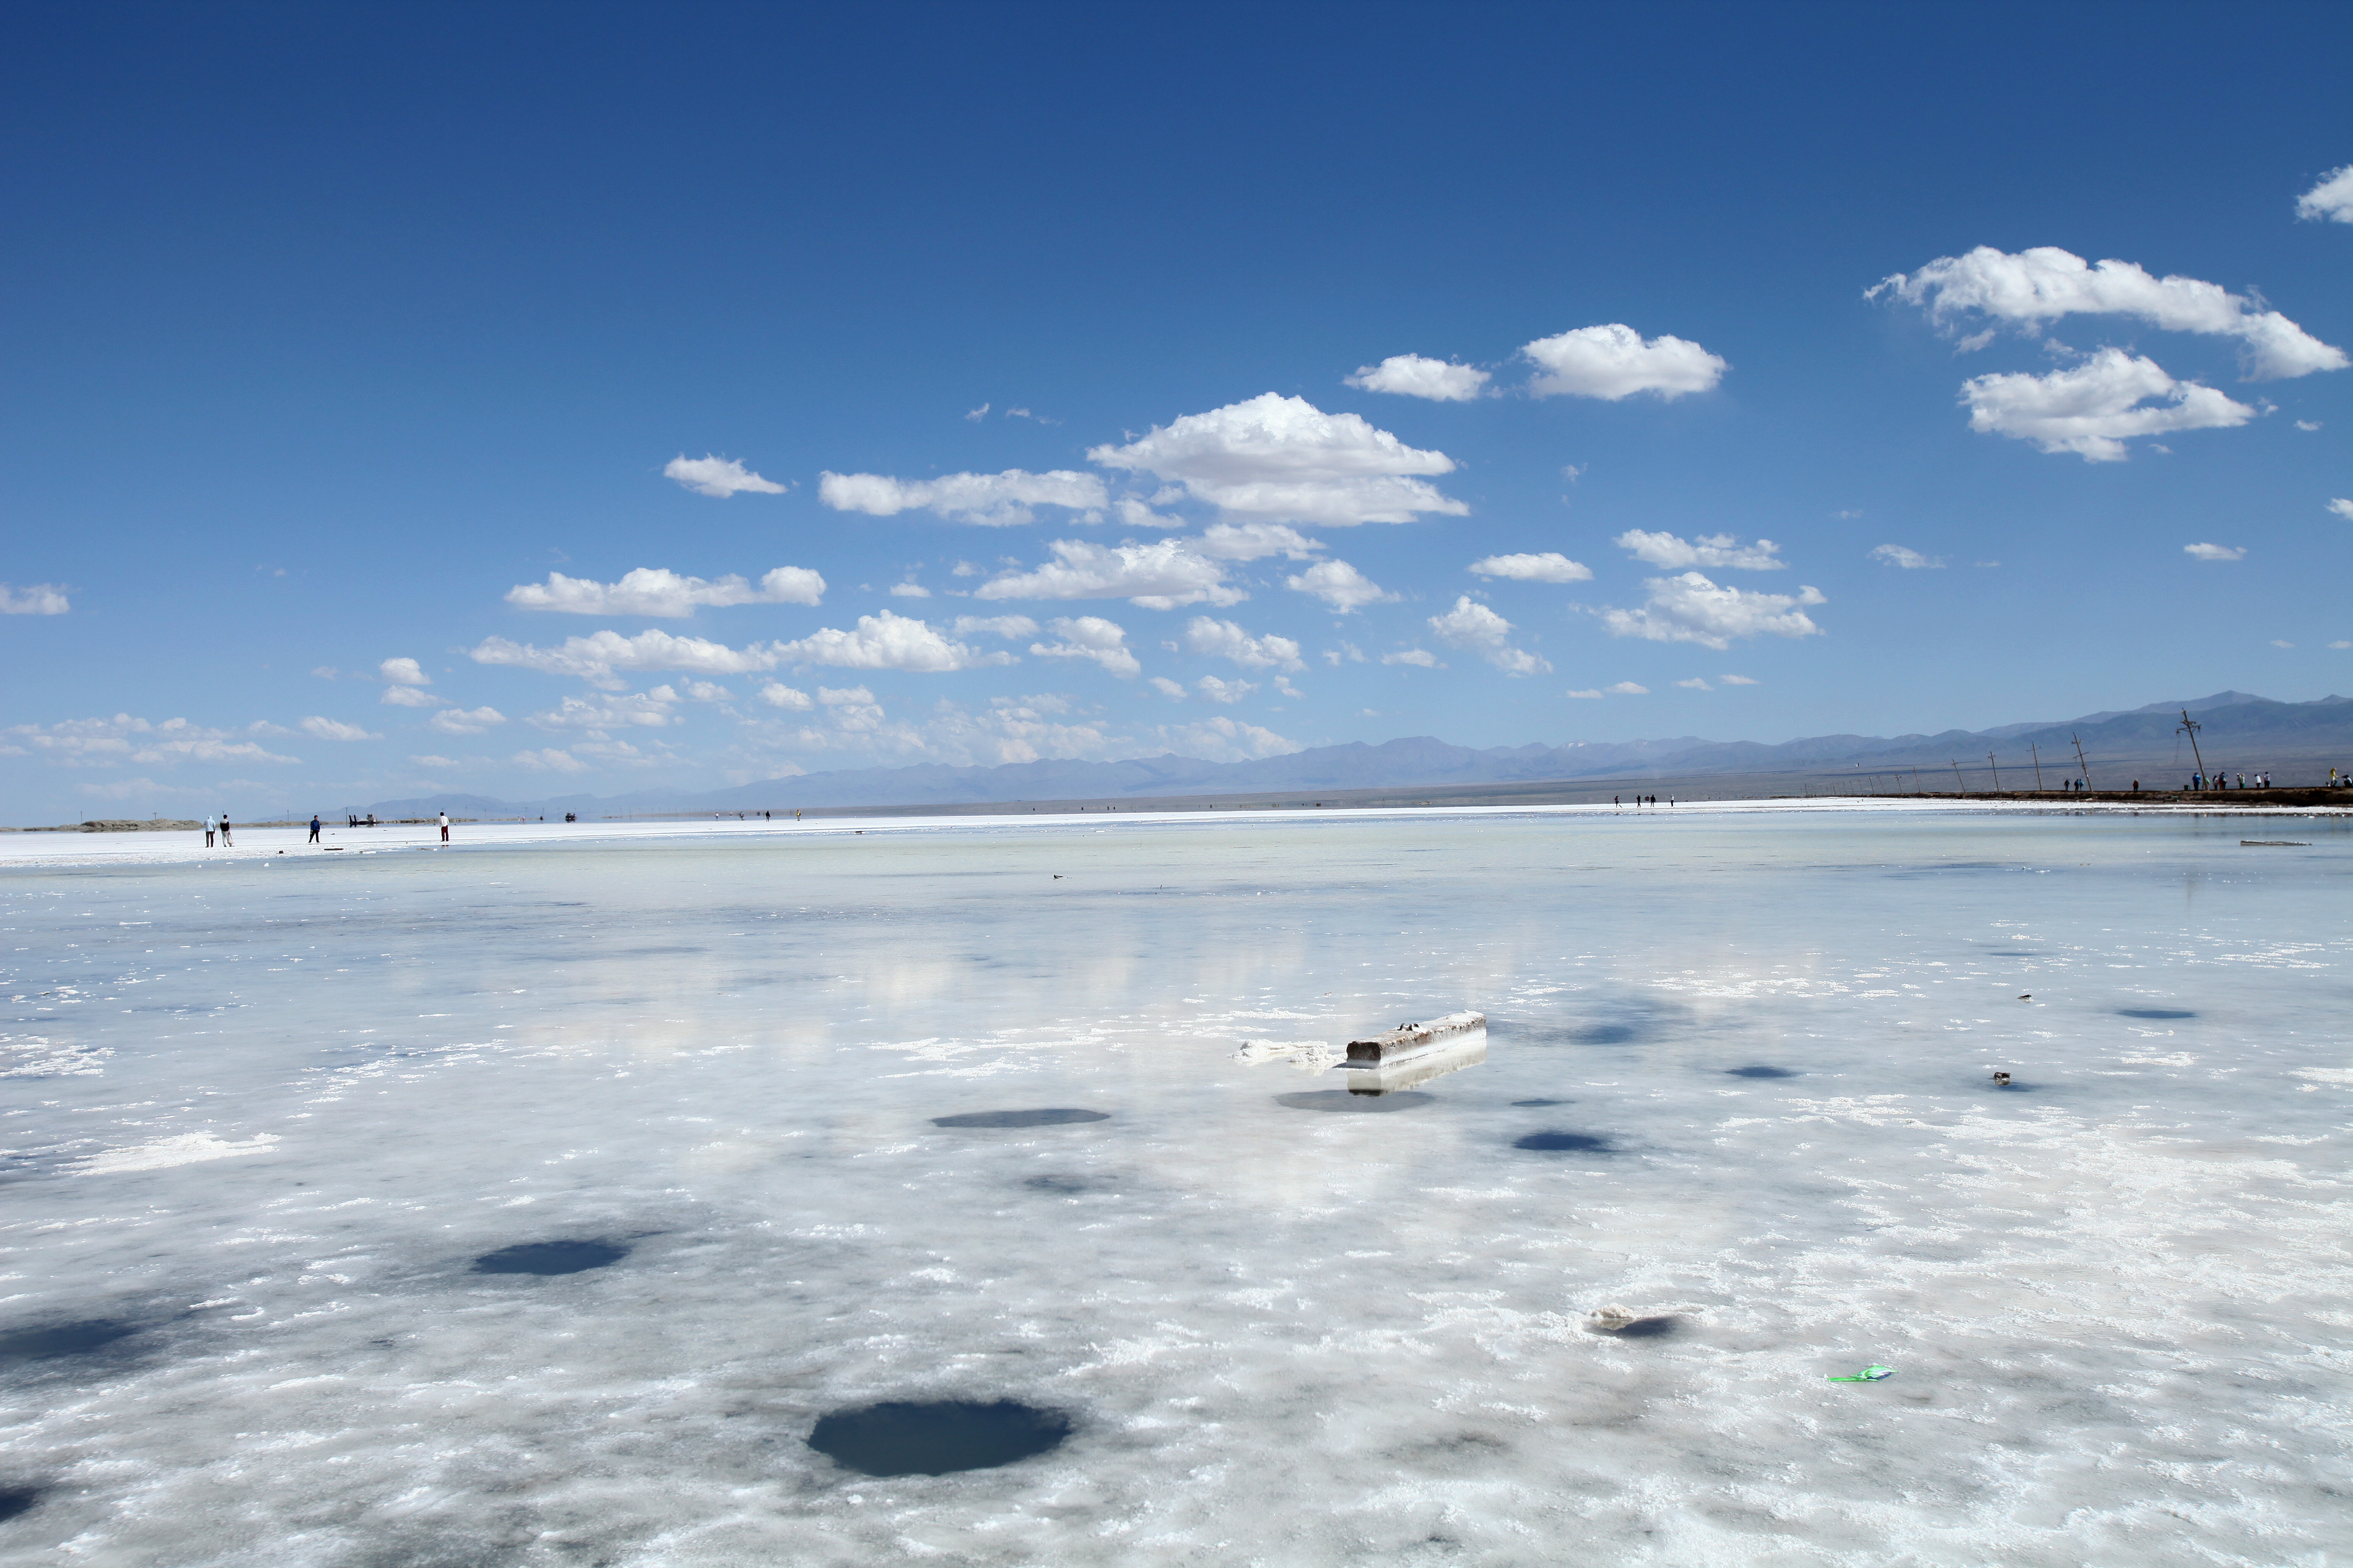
<box><xmin>438</xmin><ymin>812</ymin><xmax>450</xmax><ymax>844</ymax></box>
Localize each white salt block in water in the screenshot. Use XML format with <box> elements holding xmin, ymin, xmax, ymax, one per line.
<box><xmin>1344</xmin><ymin>1010</ymin><xmax>1487</xmax><ymax>1067</ymax></box>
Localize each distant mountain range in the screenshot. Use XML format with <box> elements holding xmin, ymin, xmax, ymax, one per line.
<box><xmin>363</xmin><ymin>690</ymin><xmax>2353</xmax><ymax>817</ymax></box>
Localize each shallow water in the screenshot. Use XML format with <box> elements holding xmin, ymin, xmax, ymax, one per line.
<box><xmin>2</xmin><ymin>806</ymin><xmax>2349</xmax><ymax>1564</ymax></box>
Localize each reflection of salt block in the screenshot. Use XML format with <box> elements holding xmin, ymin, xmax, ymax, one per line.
<box><xmin>1344</xmin><ymin>1011</ymin><xmax>1487</xmax><ymax>1067</ymax></box>
<box><xmin>1346</xmin><ymin>1037</ymin><xmax>1485</xmax><ymax>1094</ymax></box>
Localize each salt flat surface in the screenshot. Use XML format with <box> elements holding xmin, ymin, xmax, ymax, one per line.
<box><xmin>2</xmin><ymin>807</ymin><xmax>2349</xmax><ymax>1565</ymax></box>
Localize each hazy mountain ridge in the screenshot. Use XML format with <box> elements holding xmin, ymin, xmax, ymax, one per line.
<box><xmin>362</xmin><ymin>691</ymin><xmax>2353</xmax><ymax>816</ymax></box>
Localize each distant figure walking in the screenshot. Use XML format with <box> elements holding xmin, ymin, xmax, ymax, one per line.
<box><xmin>308</xmin><ymin>815</ymin><xmax>321</xmax><ymax>844</ymax></box>
<box><xmin>438</xmin><ymin>811</ymin><xmax>450</xmax><ymax>844</ymax></box>
<box><xmin>204</xmin><ymin>813</ymin><xmax>217</xmax><ymax>848</ymax></box>
<box><xmin>219</xmin><ymin>815</ymin><xmax>233</xmax><ymax>848</ymax></box>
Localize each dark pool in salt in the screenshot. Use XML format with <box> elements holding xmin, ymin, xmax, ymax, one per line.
<box><xmin>1594</xmin><ymin>1315</ymin><xmax>1682</xmax><ymax>1338</ymax></box>
<box><xmin>1024</xmin><ymin>1174</ymin><xmax>1107</xmax><ymax>1193</ymax></box>
<box><xmin>1276</xmin><ymin>1090</ymin><xmax>1433</xmax><ymax>1113</ymax></box>
<box><xmin>0</xmin><ymin>1319</ymin><xmax>139</xmax><ymax>1364</ymax></box>
<box><xmin>471</xmin><ymin>1240</ymin><xmax>630</xmax><ymax>1276</ymax></box>
<box><xmin>1725</xmin><ymin>1065</ymin><xmax>1798</xmax><ymax>1079</ymax></box>
<box><xmin>0</xmin><ymin>1486</ymin><xmax>41</xmax><ymax>1522</ymax></box>
<box><xmin>807</xmin><ymin>1398</ymin><xmax>1072</xmax><ymax>1477</ymax></box>
<box><xmin>2118</xmin><ymin>1008</ymin><xmax>2196</xmax><ymax>1019</ymax></box>
<box><xmin>1515</xmin><ymin>1130</ymin><xmax>1617</xmax><ymax>1153</ymax></box>
<box><xmin>933</xmin><ymin>1109</ymin><xmax>1110</xmax><ymax>1128</ymax></box>
<box><xmin>1511</xmin><ymin>1098</ymin><xmax>1571</xmax><ymax>1107</ymax></box>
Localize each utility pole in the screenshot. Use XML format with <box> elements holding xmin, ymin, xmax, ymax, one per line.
<box><xmin>1952</xmin><ymin>759</ymin><xmax>1965</xmax><ymax>792</ymax></box>
<box><xmin>2072</xmin><ymin>732</ymin><xmax>2092</xmax><ymax>790</ymax></box>
<box><xmin>2177</xmin><ymin>709</ymin><xmax>2206</xmax><ymax>786</ymax></box>
<box><xmin>1988</xmin><ymin>752</ymin><xmax>2001</xmax><ymax>790</ymax></box>
<box><xmin>2030</xmin><ymin>742</ymin><xmax>2044</xmax><ymax>792</ymax></box>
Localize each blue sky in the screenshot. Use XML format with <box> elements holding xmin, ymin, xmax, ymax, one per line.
<box><xmin>5</xmin><ymin>1</ymin><xmax>2350</xmax><ymax>820</ymax></box>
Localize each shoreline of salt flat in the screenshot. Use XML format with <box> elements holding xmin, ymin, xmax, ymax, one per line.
<box><xmin>1</xmin><ymin>794</ymin><xmax>2344</xmax><ymax>870</ymax></box>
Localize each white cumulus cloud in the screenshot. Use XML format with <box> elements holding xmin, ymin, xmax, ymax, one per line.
<box><xmin>527</xmin><ymin>692</ymin><xmax>676</xmax><ymax>730</ymax></box>
<box><xmin>381</xmin><ymin>686</ymin><xmax>441</xmax><ymax>708</ymax></box>
<box><xmin>1196</xmin><ymin>675</ymin><xmax>1259</xmax><ymax>704</ymax></box>
<box><xmin>1869</xmin><ymin>544</ymin><xmax>1944</xmax><ymax>569</ymax></box>
<box><xmin>1182</xmin><ymin>617</ymin><xmax>1305</xmax><ymax>672</ymax></box>
<box><xmin>1151</xmin><ymin>715</ymin><xmax>1298</xmax><ymax>763</ymax></box>
<box><xmin>950</xmin><ymin>615</ymin><xmax>1039</xmax><ymax>638</ymax></box>
<box><xmin>1721</xmin><ymin>674</ymin><xmax>1759</xmax><ymax>686</ymax></box>
<box><xmin>300</xmin><ymin>716</ymin><xmax>381</xmax><ymax>741</ymax></box>
<box><xmin>1600</xmin><ymin>573</ymin><xmax>1827</xmax><ymax>649</ymax></box>
<box><xmin>759</xmin><ymin>682</ymin><xmax>814</xmax><ymax>711</ymax></box>
<box><xmin>1148</xmin><ymin>676</ymin><xmax>1187</xmax><ymax>700</ymax></box>
<box><xmin>1088</xmin><ymin>393</ymin><xmax>1466</xmax><ymax>527</ymax></box>
<box><xmin>1614</xmin><ymin>531</ymin><xmax>1784</xmax><ymax>570</ymax></box>
<box><xmin>1381</xmin><ymin>649</ymin><xmax>1440</xmax><ymax>667</ymax></box>
<box><xmin>1873</xmin><ymin>246</ymin><xmax>2347</xmax><ymax>381</ymax></box>
<box><xmin>817</xmin><ymin>469</ymin><xmax>1107</xmax><ymax>526</ymax></box>
<box><xmin>975</xmin><ymin>539</ymin><xmax>1242</xmax><ymax>609</ymax></box>
<box><xmin>505</xmin><ymin>566</ymin><xmax>824</xmax><ymax>616</ymax></box>
<box><xmin>1428</xmin><ymin>597</ymin><xmax>1551</xmax><ymax>676</ymax></box>
<box><xmin>1344</xmin><ymin>354</ymin><xmax>1490</xmax><ymax>401</ymax></box>
<box><xmin>2299</xmin><ymin>165</ymin><xmax>2353</xmax><ymax>223</ymax></box>
<box><xmin>2183</xmin><ymin>543</ymin><xmax>2245</xmax><ymax>561</ymax></box>
<box><xmin>664</xmin><ymin>454</ymin><xmax>786</xmax><ymax>498</ymax></box>
<box><xmin>1030</xmin><ymin>616</ymin><xmax>1141</xmax><ymax>677</ymax></box>
<box><xmin>775</xmin><ymin>610</ymin><xmax>1014</xmax><ymax>673</ymax></box>
<box><xmin>471</xmin><ymin>629</ymin><xmax>784</xmax><ymax>686</ymax></box>
<box><xmin>1520</xmin><ymin>324</ymin><xmax>1728</xmax><ymax>400</ymax></box>
<box><xmin>888</xmin><ymin>582</ymin><xmax>930</xmax><ymax>597</ymax></box>
<box><xmin>0</xmin><ymin>583</ymin><xmax>70</xmax><ymax>615</ymax></box>
<box><xmin>1285</xmin><ymin>558</ymin><xmax>1395</xmax><ymax>613</ymax></box>
<box><xmin>2</xmin><ymin>714</ymin><xmax>301</xmax><ymax>768</ymax></box>
<box><xmin>512</xmin><ymin>747</ymin><xmax>590</xmax><ymax>773</ymax></box>
<box><xmin>1195</xmin><ymin>522</ymin><xmax>1323</xmax><ymax>561</ymax></box>
<box><xmin>380</xmin><ymin>656</ymin><xmax>430</xmax><ymax>686</ymax></box>
<box><xmin>1565</xmin><ymin>688</ymin><xmax>1604</xmax><ymax>699</ymax></box>
<box><xmin>1606</xmin><ymin>680</ymin><xmax>1650</xmax><ymax>695</ymax></box>
<box><xmin>1469</xmin><ymin>552</ymin><xmax>1593</xmax><ymax>584</ymax></box>
<box><xmin>2327</xmin><ymin>498</ymin><xmax>2353</xmax><ymax>521</ymax></box>
<box><xmin>1675</xmin><ymin>677</ymin><xmax>1712</xmax><ymax>691</ymax></box>
<box><xmin>1960</xmin><ymin>349</ymin><xmax>2254</xmax><ymax>461</ymax></box>
<box><xmin>428</xmin><ymin>706</ymin><xmax>508</xmax><ymax>735</ymax></box>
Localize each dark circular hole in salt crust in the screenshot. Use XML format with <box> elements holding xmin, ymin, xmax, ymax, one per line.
<box><xmin>1515</xmin><ymin>1130</ymin><xmax>1617</xmax><ymax>1153</ymax></box>
<box><xmin>932</xmin><ymin>1109</ymin><xmax>1110</xmax><ymax>1128</ymax></box>
<box><xmin>1024</xmin><ymin>1174</ymin><xmax>1104</xmax><ymax>1193</ymax></box>
<box><xmin>0</xmin><ymin>1319</ymin><xmax>139</xmax><ymax>1364</ymax></box>
<box><xmin>1276</xmin><ymin>1090</ymin><xmax>1435</xmax><ymax>1113</ymax></box>
<box><xmin>1725</xmin><ymin>1066</ymin><xmax>1799</xmax><ymax>1079</ymax></box>
<box><xmin>1511</xmin><ymin>1098</ymin><xmax>1572</xmax><ymax>1107</ymax></box>
<box><xmin>471</xmin><ymin>1240</ymin><xmax>630</xmax><ymax>1276</ymax></box>
<box><xmin>2118</xmin><ymin>1008</ymin><xmax>2196</xmax><ymax>1020</ymax></box>
<box><xmin>1594</xmin><ymin>1315</ymin><xmax>1682</xmax><ymax>1339</ymax></box>
<box><xmin>808</xmin><ymin>1398</ymin><xmax>1072</xmax><ymax>1477</ymax></box>
<box><xmin>0</xmin><ymin>1486</ymin><xmax>41</xmax><ymax>1523</ymax></box>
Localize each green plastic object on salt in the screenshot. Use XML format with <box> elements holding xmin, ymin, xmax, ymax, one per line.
<box><xmin>1827</xmin><ymin>1364</ymin><xmax>1895</xmax><ymax>1382</ymax></box>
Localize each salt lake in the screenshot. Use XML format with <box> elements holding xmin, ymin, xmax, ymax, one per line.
<box><xmin>2</xmin><ymin>803</ymin><xmax>2347</xmax><ymax>1565</ymax></box>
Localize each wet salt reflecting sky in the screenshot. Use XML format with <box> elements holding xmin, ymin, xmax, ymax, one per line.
<box><xmin>3</xmin><ymin>807</ymin><xmax>2349</xmax><ymax>1564</ymax></box>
